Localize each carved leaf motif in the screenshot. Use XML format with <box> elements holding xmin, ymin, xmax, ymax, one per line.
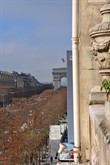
<box><xmin>90</xmin><ymin>39</ymin><xmax>110</xmax><ymax>68</ymax></box>
<box><xmin>92</xmin><ymin>39</ymin><xmax>110</xmax><ymax>53</ymax></box>
<box><xmin>107</xmin><ymin>0</ymin><xmax>110</xmax><ymax>4</ymax></box>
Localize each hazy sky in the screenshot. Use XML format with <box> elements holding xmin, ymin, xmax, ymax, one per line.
<box><xmin>0</xmin><ymin>0</ymin><xmax>72</xmax><ymax>83</ymax></box>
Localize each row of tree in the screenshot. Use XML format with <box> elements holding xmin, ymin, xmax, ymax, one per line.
<box><xmin>0</xmin><ymin>88</ymin><xmax>67</xmax><ymax>164</ymax></box>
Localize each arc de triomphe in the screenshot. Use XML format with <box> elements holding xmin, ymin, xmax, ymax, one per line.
<box><xmin>52</xmin><ymin>67</ymin><xmax>67</xmax><ymax>90</ymax></box>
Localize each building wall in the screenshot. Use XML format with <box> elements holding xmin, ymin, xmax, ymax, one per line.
<box><xmin>16</xmin><ymin>75</ymin><xmax>24</xmax><ymax>88</ymax></box>
<box><xmin>80</xmin><ymin>0</ymin><xmax>103</xmax><ymax>161</ymax></box>
<box><xmin>67</xmin><ymin>50</ymin><xmax>74</xmax><ymax>143</ymax></box>
<box><xmin>49</xmin><ymin>125</ymin><xmax>67</xmax><ymax>159</ymax></box>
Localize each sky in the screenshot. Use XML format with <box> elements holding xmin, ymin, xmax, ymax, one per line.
<box><xmin>0</xmin><ymin>0</ymin><xmax>72</xmax><ymax>83</ymax></box>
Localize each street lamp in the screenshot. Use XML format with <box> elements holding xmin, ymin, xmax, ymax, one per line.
<box><xmin>14</xmin><ymin>79</ymin><xmax>17</xmax><ymax>88</ymax></box>
<box><xmin>0</xmin><ymin>93</ymin><xmax>6</xmax><ymax>107</ymax></box>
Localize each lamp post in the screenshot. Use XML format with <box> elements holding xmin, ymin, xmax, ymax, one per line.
<box><xmin>1</xmin><ymin>93</ymin><xmax>6</xmax><ymax>107</ymax></box>
<box><xmin>14</xmin><ymin>79</ymin><xmax>17</xmax><ymax>88</ymax></box>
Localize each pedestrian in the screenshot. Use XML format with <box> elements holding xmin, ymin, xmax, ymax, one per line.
<box><xmin>50</xmin><ymin>155</ymin><xmax>53</xmax><ymax>164</ymax></box>
<box><xmin>70</xmin><ymin>153</ymin><xmax>74</xmax><ymax>159</ymax></box>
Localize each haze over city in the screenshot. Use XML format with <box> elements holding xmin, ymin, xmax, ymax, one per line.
<box><xmin>0</xmin><ymin>0</ymin><xmax>72</xmax><ymax>83</ymax></box>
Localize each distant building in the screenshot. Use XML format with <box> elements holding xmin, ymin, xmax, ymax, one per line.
<box><xmin>0</xmin><ymin>71</ymin><xmax>14</xmax><ymax>88</ymax></box>
<box><xmin>0</xmin><ymin>70</ymin><xmax>39</xmax><ymax>89</ymax></box>
<box><xmin>12</xmin><ymin>71</ymin><xmax>24</xmax><ymax>88</ymax></box>
<box><xmin>49</xmin><ymin>123</ymin><xmax>67</xmax><ymax>160</ymax></box>
<box><xmin>66</xmin><ymin>50</ymin><xmax>74</xmax><ymax>143</ymax></box>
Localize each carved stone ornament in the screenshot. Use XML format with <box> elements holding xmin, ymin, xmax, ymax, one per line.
<box><xmin>89</xmin><ymin>1</ymin><xmax>110</xmax><ymax>80</ymax></box>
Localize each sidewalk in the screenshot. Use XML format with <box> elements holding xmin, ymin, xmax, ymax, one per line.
<box><xmin>40</xmin><ymin>160</ymin><xmax>57</xmax><ymax>165</ymax></box>
<box><xmin>41</xmin><ymin>161</ymin><xmax>90</xmax><ymax>165</ymax></box>
<box><xmin>57</xmin><ymin>162</ymin><xmax>90</xmax><ymax>165</ymax></box>
<box><xmin>41</xmin><ymin>159</ymin><xmax>90</xmax><ymax>165</ymax></box>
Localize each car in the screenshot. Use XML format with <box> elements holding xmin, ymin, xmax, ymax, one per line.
<box><xmin>58</xmin><ymin>142</ymin><xmax>74</xmax><ymax>162</ymax></box>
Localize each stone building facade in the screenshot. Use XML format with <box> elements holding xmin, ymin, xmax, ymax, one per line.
<box><xmin>0</xmin><ymin>71</ymin><xmax>14</xmax><ymax>88</ymax></box>
<box><xmin>79</xmin><ymin>0</ymin><xmax>110</xmax><ymax>164</ymax></box>
<box><xmin>0</xmin><ymin>71</ymin><xmax>39</xmax><ymax>89</ymax></box>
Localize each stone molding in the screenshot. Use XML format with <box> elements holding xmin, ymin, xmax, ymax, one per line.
<box><xmin>89</xmin><ymin>104</ymin><xmax>110</xmax><ymax>164</ymax></box>
<box><xmin>99</xmin><ymin>119</ymin><xmax>110</xmax><ymax>150</ymax></box>
<box><xmin>88</xmin><ymin>0</ymin><xmax>106</xmax><ymax>2</ymax></box>
<box><xmin>89</xmin><ymin>23</ymin><xmax>110</xmax><ymax>37</ymax></box>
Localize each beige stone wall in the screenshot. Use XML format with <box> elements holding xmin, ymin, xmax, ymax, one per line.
<box><xmin>89</xmin><ymin>105</ymin><xmax>110</xmax><ymax>164</ymax></box>
<box><xmin>80</xmin><ymin>0</ymin><xmax>103</xmax><ymax>161</ymax></box>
